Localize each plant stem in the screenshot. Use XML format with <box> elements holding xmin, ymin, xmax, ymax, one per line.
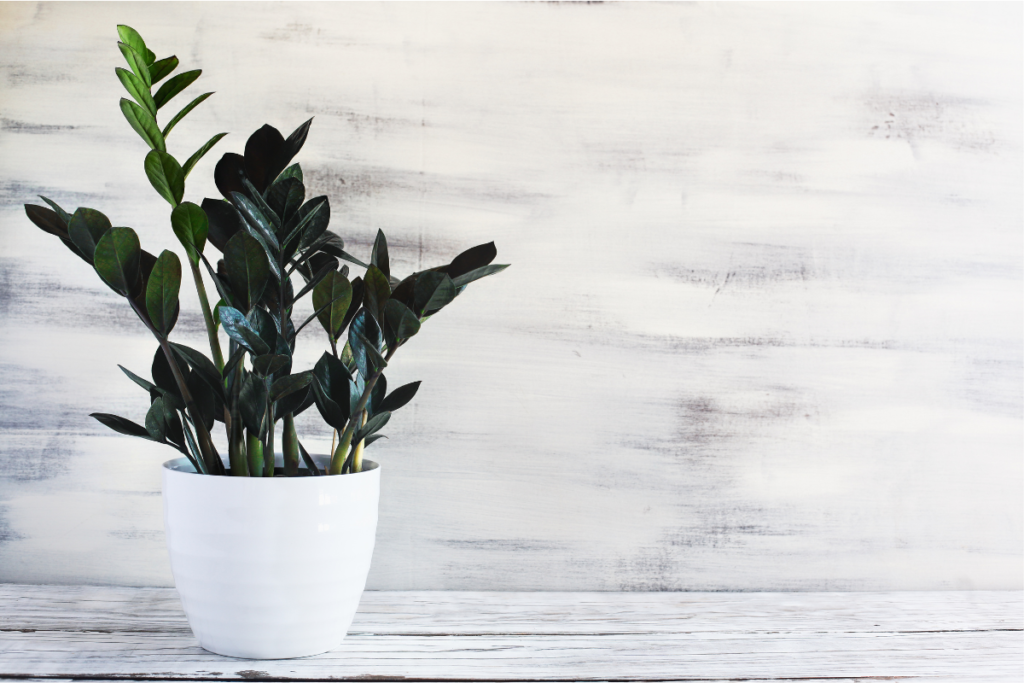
<box><xmin>189</xmin><ymin>260</ymin><xmax>225</xmax><ymax>372</ymax></box>
<box><xmin>229</xmin><ymin>414</ymin><xmax>248</xmax><ymax>476</ymax></box>
<box><xmin>263</xmin><ymin>393</ymin><xmax>275</xmax><ymax>477</ymax></box>
<box><xmin>282</xmin><ymin>413</ymin><xmax>299</xmax><ymax>476</ymax></box>
<box><xmin>352</xmin><ymin>411</ymin><xmax>367</xmax><ymax>473</ymax></box>
<box><xmin>157</xmin><ymin>337</ymin><xmax>224</xmax><ymax>475</ymax></box>
<box><xmin>247</xmin><ymin>429</ymin><xmax>264</xmax><ymax>477</ymax></box>
<box><xmin>329</xmin><ymin>346</ymin><xmax>396</xmax><ymax>475</ymax></box>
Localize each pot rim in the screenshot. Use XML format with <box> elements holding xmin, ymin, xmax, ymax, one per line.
<box><xmin>162</xmin><ymin>455</ymin><xmax>379</xmax><ymax>478</ymax></box>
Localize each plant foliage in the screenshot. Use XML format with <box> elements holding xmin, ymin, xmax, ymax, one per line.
<box><xmin>23</xmin><ymin>25</ymin><xmax>508</xmax><ymax>476</ymax></box>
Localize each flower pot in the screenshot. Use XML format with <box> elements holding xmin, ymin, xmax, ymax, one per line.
<box><xmin>161</xmin><ymin>455</ymin><xmax>380</xmax><ymax>659</ymax></box>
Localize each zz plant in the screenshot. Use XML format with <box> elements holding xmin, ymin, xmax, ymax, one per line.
<box><xmin>23</xmin><ymin>25</ymin><xmax>507</xmax><ymax>476</ymax></box>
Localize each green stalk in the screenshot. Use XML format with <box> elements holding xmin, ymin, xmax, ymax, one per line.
<box><xmin>282</xmin><ymin>413</ymin><xmax>299</xmax><ymax>476</ymax></box>
<box><xmin>263</xmin><ymin>397</ymin><xmax>275</xmax><ymax>477</ymax></box>
<box><xmin>329</xmin><ymin>347</ymin><xmax>396</xmax><ymax>475</ymax></box>
<box><xmin>189</xmin><ymin>260</ymin><xmax>225</xmax><ymax>372</ymax></box>
<box><xmin>352</xmin><ymin>411</ymin><xmax>367</xmax><ymax>473</ymax></box>
<box><xmin>229</xmin><ymin>413</ymin><xmax>248</xmax><ymax>476</ymax></box>
<box><xmin>247</xmin><ymin>430</ymin><xmax>264</xmax><ymax>477</ymax></box>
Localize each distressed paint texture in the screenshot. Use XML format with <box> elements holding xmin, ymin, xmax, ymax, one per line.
<box><xmin>0</xmin><ymin>2</ymin><xmax>1020</xmax><ymax>590</ymax></box>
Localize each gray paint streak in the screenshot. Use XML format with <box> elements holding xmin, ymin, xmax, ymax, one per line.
<box><xmin>0</xmin><ymin>2</ymin><xmax>1020</xmax><ymax>590</ymax></box>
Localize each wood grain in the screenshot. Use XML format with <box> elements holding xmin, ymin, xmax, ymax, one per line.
<box><xmin>0</xmin><ymin>585</ymin><xmax>1020</xmax><ymax>681</ymax></box>
<box><xmin>0</xmin><ymin>3</ymin><xmax>1020</xmax><ymax>590</ymax></box>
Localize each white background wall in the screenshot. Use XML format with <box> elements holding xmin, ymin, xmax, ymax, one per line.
<box><xmin>0</xmin><ymin>2</ymin><xmax>1020</xmax><ymax>590</ymax></box>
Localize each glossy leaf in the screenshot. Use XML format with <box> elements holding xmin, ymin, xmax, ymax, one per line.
<box><xmin>293</xmin><ymin>197</ymin><xmax>330</xmax><ymax>251</ymax></box>
<box><xmin>115</xmin><ymin>67</ymin><xmax>156</xmax><ymax>116</ymax></box>
<box><xmin>247</xmin><ymin>307</ymin><xmax>281</xmax><ymax>356</ymax></box>
<box><xmin>424</xmin><ymin>274</ymin><xmax>457</xmax><ymax>314</ymax></box>
<box><xmin>68</xmin><ymin>208</ymin><xmax>112</xmax><ymax>262</ymax></box>
<box><xmin>231</xmin><ymin>192</ymin><xmax>280</xmax><ymax>251</ymax></box>
<box><xmin>371</xmin><ymin>229</ymin><xmax>390</xmax><ymax>281</ymax></box>
<box><xmin>38</xmin><ymin>196</ymin><xmax>72</xmax><ymax>227</ymax></box>
<box><xmin>354</xmin><ymin>411</ymin><xmax>390</xmax><ymax>443</ymax></box>
<box><xmin>267</xmin><ymin>176</ymin><xmax>305</xmax><ymax>225</ymax></box>
<box><xmin>153</xmin><ymin>69</ymin><xmax>200</xmax><ymax>109</ymax></box>
<box><xmin>144</xmin><ymin>150</ymin><xmax>184</xmax><ymax>206</ymax></box>
<box><xmin>120</xmin><ymin>98</ymin><xmax>164</xmax><ymax>151</ymax></box>
<box><xmin>169</xmin><ymin>343</ymin><xmax>225</xmax><ymax>401</ymax></box>
<box><xmin>362</xmin><ymin>264</ymin><xmax>391</xmax><ymax>324</ymax></box>
<box><xmin>146</xmin><ymin>250</ymin><xmax>181</xmax><ymax>337</ymax></box>
<box><xmin>313</xmin><ymin>351</ymin><xmax>352</xmax><ymax>407</ymax></box>
<box><xmin>218</xmin><ymin>306</ymin><xmax>270</xmax><ymax>356</ymax></box>
<box><xmin>270</xmin><ymin>371</ymin><xmax>312</xmax><ymax>401</ymax></box>
<box><xmin>293</xmin><ymin>259</ymin><xmax>336</xmax><ymax>302</ymax></box>
<box><xmin>378</xmin><ymin>381</ymin><xmax>421</xmax><ymax>413</ymax></box>
<box><xmin>284</xmin><ymin>118</ymin><xmax>313</xmax><ymax>163</ymax></box>
<box><xmin>447</xmin><ymin>241</ymin><xmax>497</xmax><ymax>278</ymax></box>
<box><xmin>311</xmin><ymin>270</ymin><xmax>353</xmax><ymax>340</ymax></box>
<box><xmin>412</xmin><ymin>271</ymin><xmax>445</xmax><ymax>315</ymax></box>
<box><xmin>223</xmin><ymin>231</ymin><xmax>269</xmax><ymax>312</ymax></box>
<box><xmin>238</xmin><ymin>373</ymin><xmax>269</xmax><ymax>436</ymax></box>
<box><xmin>145</xmin><ymin>396</ymin><xmax>170</xmax><ymax>442</ymax></box>
<box><xmin>148</xmin><ymin>55</ymin><xmax>178</xmax><ymax>84</ymax></box>
<box><xmin>369</xmin><ymin>374</ymin><xmax>387</xmax><ymax>415</ymax></box>
<box><xmin>182</xmin><ymin>132</ymin><xmax>227</xmax><ymax>179</ymax></box>
<box><xmin>244</xmin><ymin>124</ymin><xmax>287</xmax><ymax>193</ymax></box>
<box><xmin>297</xmin><ymin>439</ymin><xmax>322</xmax><ymax>475</ymax></box>
<box><xmin>170</xmin><ymin>202</ymin><xmax>208</xmax><ymax>264</ymax></box>
<box><xmin>91</xmin><ymin>413</ymin><xmax>152</xmax><ymax>439</ymax></box>
<box><xmin>93</xmin><ymin>227</ymin><xmax>141</xmax><ymax>296</ymax></box>
<box><xmin>352</xmin><ymin>330</ymin><xmax>387</xmax><ymax>378</ymax></box>
<box><xmin>384</xmin><ymin>299</ymin><xmax>420</xmax><ymax>347</ymax></box>
<box><xmin>186</xmin><ymin>371</ymin><xmax>215</xmax><ymax>431</ymax></box>
<box><xmin>117</xmin><ymin>42</ymin><xmax>150</xmax><ymax>87</ymax></box>
<box><xmin>201</xmin><ymin>198</ymin><xmax>242</xmax><ymax>251</ymax></box>
<box><xmin>116</xmin><ymin>26</ymin><xmax>153</xmax><ymax>64</ymax></box>
<box><xmin>251</xmin><ymin>353</ymin><xmax>288</xmax><ymax>376</ymax></box>
<box><xmin>152</xmin><ymin>345</ymin><xmax>185</xmax><ymax>401</ymax></box>
<box><xmin>162</xmin><ymin>91</ymin><xmax>212</xmax><ymax>138</ymax></box>
<box><xmin>452</xmin><ymin>263</ymin><xmax>509</xmax><ymax>288</ymax></box>
<box><xmin>241</xmin><ymin>177</ymin><xmax>282</xmax><ymax>231</ymax></box>
<box><xmin>118</xmin><ymin>364</ymin><xmax>155</xmax><ymax>393</ymax></box>
<box><xmin>311</xmin><ymin>379</ymin><xmax>347</xmax><ymax>431</ymax></box>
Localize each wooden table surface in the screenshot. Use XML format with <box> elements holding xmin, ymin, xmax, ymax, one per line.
<box><xmin>0</xmin><ymin>585</ymin><xmax>1020</xmax><ymax>682</ymax></box>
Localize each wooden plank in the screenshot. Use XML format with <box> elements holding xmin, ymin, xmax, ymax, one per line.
<box><xmin>0</xmin><ymin>586</ymin><xmax>1020</xmax><ymax>681</ymax></box>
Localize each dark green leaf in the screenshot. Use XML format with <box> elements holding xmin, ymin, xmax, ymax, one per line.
<box><xmin>153</xmin><ymin>69</ymin><xmax>200</xmax><ymax>109</ymax></box>
<box><xmin>311</xmin><ymin>378</ymin><xmax>347</xmax><ymax>431</ymax></box>
<box><xmin>247</xmin><ymin>306</ymin><xmax>281</xmax><ymax>352</ymax></box>
<box><xmin>353</xmin><ymin>330</ymin><xmax>387</xmax><ymax>378</ymax></box>
<box><xmin>378</xmin><ymin>381</ymin><xmax>421</xmax><ymax>413</ymax></box>
<box><xmin>153</xmin><ymin>345</ymin><xmax>186</xmax><ymax>401</ymax></box>
<box><xmin>412</xmin><ymin>271</ymin><xmax>445</xmax><ymax>315</ymax></box>
<box><xmin>218</xmin><ymin>306</ymin><xmax>270</xmax><ymax>356</ymax></box>
<box><xmin>371</xmin><ymin>229</ymin><xmax>390</xmax><ymax>281</ymax></box>
<box><xmin>270</xmin><ymin>371</ymin><xmax>312</xmax><ymax>401</ymax></box>
<box><xmin>384</xmin><ymin>299</ymin><xmax>421</xmax><ymax>347</ymax></box>
<box><xmin>170</xmin><ymin>202</ymin><xmax>208</xmax><ymax>264</ymax></box>
<box><xmin>297</xmin><ymin>439</ymin><xmax>321</xmax><ymax>475</ymax></box>
<box><xmin>267</xmin><ymin>176</ymin><xmax>305</xmax><ymax>225</ymax></box>
<box><xmin>231</xmin><ymin>193</ymin><xmax>280</xmax><ymax>252</ymax></box>
<box><xmin>452</xmin><ymin>263</ymin><xmax>509</xmax><ymax>288</ymax></box>
<box><xmin>115</xmin><ymin>67</ymin><xmax>156</xmax><ymax>116</ymax></box>
<box><xmin>148</xmin><ymin>55</ymin><xmax>178</xmax><ymax>84</ymax></box>
<box><xmin>369</xmin><ymin>374</ymin><xmax>387</xmax><ymax>415</ymax></box>
<box><xmin>185</xmin><ymin>371</ymin><xmax>215</xmax><ymax>431</ymax></box>
<box><xmin>293</xmin><ymin>259</ymin><xmax>336</xmax><ymax>303</ymax></box>
<box><xmin>278</xmin><ymin>163</ymin><xmax>302</xmax><ymax>184</ymax></box>
<box><xmin>146</xmin><ymin>250</ymin><xmax>181</xmax><ymax>337</ymax></box>
<box><xmin>354</xmin><ymin>411</ymin><xmax>390</xmax><ymax>443</ymax></box>
<box><xmin>244</xmin><ymin>124</ymin><xmax>287</xmax><ymax>193</ymax></box>
<box><xmin>161</xmin><ymin>91</ymin><xmax>212</xmax><ymax>138</ymax></box>
<box><xmin>201</xmin><ymin>198</ymin><xmax>242</xmax><ymax>251</ymax></box>
<box><xmin>238</xmin><ymin>372</ymin><xmax>269</xmax><ymax>436</ymax></box>
<box><xmin>424</xmin><ymin>274</ymin><xmax>457</xmax><ymax>314</ymax></box>
<box><xmin>200</xmin><ymin>253</ymin><xmax>239</xmax><ymax>310</ymax></box>
<box><xmin>117</xmin><ymin>42</ymin><xmax>150</xmax><ymax>87</ymax></box>
<box><xmin>292</xmin><ymin>197</ymin><xmax>330</xmax><ymax>251</ymax></box>
<box><xmin>223</xmin><ymin>231</ymin><xmax>269</xmax><ymax>312</ymax></box>
<box><xmin>241</xmin><ymin>177</ymin><xmax>282</xmax><ymax>231</ymax></box>
<box><xmin>447</xmin><ymin>242</ymin><xmax>497</xmax><ymax>278</ymax></box>
<box><xmin>116</xmin><ymin>26</ymin><xmax>153</xmax><ymax>64</ymax></box>
<box><xmin>120</xmin><ymin>98</ymin><xmax>164</xmax><ymax>151</ymax></box>
<box><xmin>363</xmin><ymin>434</ymin><xmax>387</xmax><ymax>448</ymax></box>
<box><xmin>68</xmin><ymin>207</ymin><xmax>112</xmax><ymax>262</ymax></box>
<box><xmin>182</xmin><ymin>132</ymin><xmax>227</xmax><ymax>179</ymax></box>
<box><xmin>25</xmin><ymin>204</ymin><xmax>67</xmax><ymax>237</ymax></box>
<box><xmin>313</xmin><ymin>351</ymin><xmax>352</xmax><ymax>407</ymax></box>
<box><xmin>169</xmin><ymin>343</ymin><xmax>225</xmax><ymax>401</ymax></box>
<box><xmin>275</xmin><ymin>384</ymin><xmax>311</xmax><ymax>420</ymax></box>
<box><xmin>284</xmin><ymin>118</ymin><xmax>313</xmax><ymax>163</ymax></box>
<box><xmin>118</xmin><ymin>364</ymin><xmax>155</xmax><ymax>393</ymax></box>
<box><xmin>91</xmin><ymin>412</ymin><xmax>153</xmax><ymax>439</ymax></box>
<box><xmin>144</xmin><ymin>150</ymin><xmax>183</xmax><ymax>206</ymax></box>
<box><xmin>38</xmin><ymin>196</ymin><xmax>72</xmax><ymax>227</ymax></box>
<box><xmin>311</xmin><ymin>270</ymin><xmax>353</xmax><ymax>340</ymax></box>
<box><xmin>93</xmin><ymin>227</ymin><xmax>140</xmax><ymax>296</ymax></box>
<box><xmin>362</xmin><ymin>265</ymin><xmax>391</xmax><ymax>324</ymax></box>
<box><xmin>252</xmin><ymin>353</ymin><xmax>289</xmax><ymax>376</ymax></box>
<box><xmin>145</xmin><ymin>396</ymin><xmax>170</xmax><ymax>442</ymax></box>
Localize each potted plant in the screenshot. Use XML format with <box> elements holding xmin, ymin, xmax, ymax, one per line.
<box><xmin>23</xmin><ymin>25</ymin><xmax>507</xmax><ymax>660</ymax></box>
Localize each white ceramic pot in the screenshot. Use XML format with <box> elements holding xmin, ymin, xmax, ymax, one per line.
<box><xmin>161</xmin><ymin>455</ymin><xmax>380</xmax><ymax>659</ymax></box>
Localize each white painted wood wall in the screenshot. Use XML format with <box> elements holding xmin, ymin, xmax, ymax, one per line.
<box><xmin>0</xmin><ymin>2</ymin><xmax>1019</xmax><ymax>590</ymax></box>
